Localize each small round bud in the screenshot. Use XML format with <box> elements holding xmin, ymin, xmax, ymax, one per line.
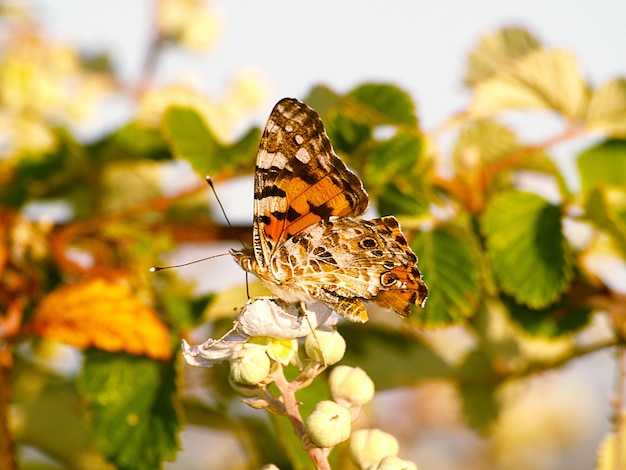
<box><xmin>375</xmin><ymin>455</ymin><xmax>418</xmax><ymax>470</ymax></box>
<box><xmin>305</xmin><ymin>400</ymin><xmax>351</xmax><ymax>448</ymax></box>
<box><xmin>329</xmin><ymin>366</ymin><xmax>375</xmax><ymax>407</ymax></box>
<box><xmin>305</xmin><ymin>328</ymin><xmax>346</xmax><ymax>365</ymax></box>
<box><xmin>350</xmin><ymin>429</ymin><xmax>399</xmax><ymax>468</ymax></box>
<box><xmin>229</xmin><ymin>344</ymin><xmax>270</xmax><ymax>385</ymax></box>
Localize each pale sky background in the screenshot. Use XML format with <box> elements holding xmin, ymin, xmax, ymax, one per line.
<box><xmin>25</xmin><ymin>2</ymin><xmax>626</xmax><ymax>469</ymax></box>
<box><xmin>34</xmin><ymin>0</ymin><xmax>626</xmax><ymax>132</ymax></box>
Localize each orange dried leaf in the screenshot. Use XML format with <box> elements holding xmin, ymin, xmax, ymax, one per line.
<box><xmin>33</xmin><ymin>279</ymin><xmax>171</xmax><ymax>360</ymax></box>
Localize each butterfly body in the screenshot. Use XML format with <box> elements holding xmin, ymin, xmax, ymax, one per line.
<box><xmin>231</xmin><ymin>98</ymin><xmax>427</xmax><ymax>323</ymax></box>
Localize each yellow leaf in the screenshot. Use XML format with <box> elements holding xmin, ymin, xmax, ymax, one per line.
<box><xmin>470</xmin><ymin>49</ymin><xmax>589</xmax><ymax>119</ymax></box>
<box><xmin>33</xmin><ymin>279</ymin><xmax>171</xmax><ymax>360</ymax></box>
<box><xmin>586</xmin><ymin>78</ymin><xmax>626</xmax><ymax>137</ymax></box>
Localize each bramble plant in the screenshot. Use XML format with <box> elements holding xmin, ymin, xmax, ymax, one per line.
<box><xmin>0</xmin><ymin>3</ymin><xmax>625</xmax><ymax>469</ymax></box>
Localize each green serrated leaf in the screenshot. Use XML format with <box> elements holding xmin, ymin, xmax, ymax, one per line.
<box><xmin>349</xmin><ymin>83</ymin><xmax>418</xmax><ymax>126</ymax></box>
<box><xmin>586</xmin><ymin>78</ymin><xmax>626</xmax><ymax>137</ymax></box>
<box><xmin>161</xmin><ymin>106</ymin><xmax>259</xmax><ymax>177</ymax></box>
<box><xmin>78</xmin><ymin>352</ymin><xmax>180</xmax><ymax>470</ymax></box>
<box><xmin>503</xmin><ymin>294</ymin><xmax>593</xmax><ymax>337</ymax></box>
<box><xmin>585</xmin><ymin>186</ymin><xmax>626</xmax><ymax>257</ymax></box>
<box><xmin>470</xmin><ymin>49</ymin><xmax>589</xmax><ymax>119</ymax></box>
<box><xmin>410</xmin><ymin>225</ymin><xmax>482</xmax><ymax>326</ymax></box>
<box><xmin>578</xmin><ymin>139</ymin><xmax>626</xmax><ymax>194</ymax></box>
<box><xmin>465</xmin><ymin>26</ymin><xmax>541</xmax><ymax>86</ymax></box>
<box><xmin>481</xmin><ymin>191</ymin><xmax>572</xmax><ymax>308</ymax></box>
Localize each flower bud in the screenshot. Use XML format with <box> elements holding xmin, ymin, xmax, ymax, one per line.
<box><xmin>375</xmin><ymin>455</ymin><xmax>418</xmax><ymax>470</ymax></box>
<box><xmin>350</xmin><ymin>429</ymin><xmax>399</xmax><ymax>468</ymax></box>
<box><xmin>304</xmin><ymin>328</ymin><xmax>346</xmax><ymax>365</ymax></box>
<box><xmin>305</xmin><ymin>400</ymin><xmax>351</xmax><ymax>448</ymax></box>
<box><xmin>329</xmin><ymin>366</ymin><xmax>375</xmax><ymax>407</ymax></box>
<box><xmin>229</xmin><ymin>343</ymin><xmax>270</xmax><ymax>385</ymax></box>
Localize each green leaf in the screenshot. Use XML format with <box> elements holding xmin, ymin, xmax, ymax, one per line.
<box><xmin>161</xmin><ymin>106</ymin><xmax>259</xmax><ymax>177</ymax></box>
<box><xmin>586</xmin><ymin>78</ymin><xmax>626</xmax><ymax>137</ymax></box>
<box><xmin>470</xmin><ymin>49</ymin><xmax>589</xmax><ymax>119</ymax></box>
<box><xmin>410</xmin><ymin>225</ymin><xmax>482</xmax><ymax>326</ymax></box>
<box><xmin>585</xmin><ymin>186</ymin><xmax>626</xmax><ymax>257</ymax></box>
<box><xmin>102</xmin><ymin>121</ymin><xmax>171</xmax><ymax>162</ymax></box>
<box><xmin>503</xmin><ymin>294</ymin><xmax>593</xmax><ymax>337</ymax></box>
<box><xmin>377</xmin><ymin>182</ymin><xmax>428</xmax><ymax>217</ymax></box>
<box><xmin>349</xmin><ymin>83</ymin><xmax>418</xmax><ymax>126</ymax></box>
<box><xmin>459</xmin><ymin>383</ymin><xmax>500</xmax><ymax>434</ymax></box>
<box><xmin>324</xmin><ymin>112</ymin><xmax>372</xmax><ymax>155</ymax></box>
<box><xmin>578</xmin><ymin>139</ymin><xmax>626</xmax><ymax>194</ymax></box>
<box><xmin>454</xmin><ymin>348</ymin><xmax>501</xmax><ymax>432</ymax></box>
<box><xmin>78</xmin><ymin>352</ymin><xmax>180</xmax><ymax>470</ymax></box>
<box><xmin>365</xmin><ymin>131</ymin><xmax>423</xmax><ymax>187</ymax></box>
<box><xmin>481</xmin><ymin>191</ymin><xmax>572</xmax><ymax>308</ymax></box>
<box><xmin>305</xmin><ymin>85</ymin><xmax>343</xmax><ymax>117</ymax></box>
<box><xmin>465</xmin><ymin>26</ymin><xmax>541</xmax><ymax>86</ymax></box>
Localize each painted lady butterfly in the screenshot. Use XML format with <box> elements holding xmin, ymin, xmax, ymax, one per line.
<box><xmin>231</xmin><ymin>98</ymin><xmax>427</xmax><ymax>323</ymax></box>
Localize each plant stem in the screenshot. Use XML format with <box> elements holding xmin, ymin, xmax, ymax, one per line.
<box><xmin>272</xmin><ymin>365</ymin><xmax>331</xmax><ymax>470</ymax></box>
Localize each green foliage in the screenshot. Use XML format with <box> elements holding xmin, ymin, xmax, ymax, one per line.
<box><xmin>162</xmin><ymin>106</ymin><xmax>260</xmax><ymax>177</ymax></box>
<box><xmin>578</xmin><ymin>139</ymin><xmax>626</xmax><ymax>193</ymax></box>
<box><xmin>481</xmin><ymin>191</ymin><xmax>572</xmax><ymax>308</ymax></box>
<box><xmin>77</xmin><ymin>352</ymin><xmax>180</xmax><ymax>470</ymax></box>
<box><xmin>411</xmin><ymin>225</ymin><xmax>482</xmax><ymax>325</ymax></box>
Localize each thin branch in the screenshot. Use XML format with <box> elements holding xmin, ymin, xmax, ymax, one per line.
<box><xmin>133</xmin><ymin>0</ymin><xmax>165</xmax><ymax>98</ymax></box>
<box><xmin>272</xmin><ymin>365</ymin><xmax>331</xmax><ymax>470</ymax></box>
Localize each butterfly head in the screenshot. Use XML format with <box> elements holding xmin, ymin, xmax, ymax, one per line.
<box><xmin>229</xmin><ymin>247</ymin><xmax>255</xmax><ymax>274</ymax></box>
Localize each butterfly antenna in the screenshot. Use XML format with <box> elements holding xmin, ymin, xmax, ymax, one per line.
<box><xmin>150</xmin><ymin>252</ymin><xmax>230</xmax><ymax>272</ymax></box>
<box><xmin>206</xmin><ymin>176</ymin><xmax>252</xmax><ymax>300</ymax></box>
<box><xmin>206</xmin><ymin>176</ymin><xmax>247</xmax><ymax>249</ymax></box>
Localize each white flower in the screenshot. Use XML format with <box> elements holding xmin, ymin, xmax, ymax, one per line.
<box><xmin>181</xmin><ymin>298</ymin><xmax>336</xmax><ymax>368</ymax></box>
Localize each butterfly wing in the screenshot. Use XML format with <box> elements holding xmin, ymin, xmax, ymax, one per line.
<box><xmin>252</xmin><ymin>98</ymin><xmax>369</xmax><ymax>270</ymax></box>
<box><xmin>282</xmin><ymin>215</ymin><xmax>428</xmax><ymax>322</ymax></box>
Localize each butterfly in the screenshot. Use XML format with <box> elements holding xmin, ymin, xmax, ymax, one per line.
<box><xmin>230</xmin><ymin>98</ymin><xmax>427</xmax><ymax>323</ymax></box>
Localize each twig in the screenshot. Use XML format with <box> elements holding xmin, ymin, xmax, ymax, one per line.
<box><xmin>272</xmin><ymin>365</ymin><xmax>331</xmax><ymax>470</ymax></box>
<box><xmin>133</xmin><ymin>0</ymin><xmax>165</xmax><ymax>98</ymax></box>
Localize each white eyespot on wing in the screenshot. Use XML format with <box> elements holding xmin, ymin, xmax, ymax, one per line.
<box><xmin>285</xmin><ymin>124</ymin><xmax>294</xmax><ymax>132</ymax></box>
<box><xmin>294</xmin><ymin>134</ymin><xmax>304</xmax><ymax>145</ymax></box>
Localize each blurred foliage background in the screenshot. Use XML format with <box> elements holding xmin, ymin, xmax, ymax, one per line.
<box><xmin>1</xmin><ymin>1</ymin><xmax>626</xmax><ymax>469</ymax></box>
